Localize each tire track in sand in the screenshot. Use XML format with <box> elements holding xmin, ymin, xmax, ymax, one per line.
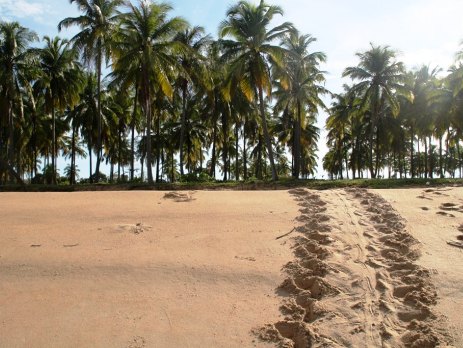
<box><xmin>256</xmin><ymin>188</ymin><xmax>451</xmax><ymax>348</ymax></box>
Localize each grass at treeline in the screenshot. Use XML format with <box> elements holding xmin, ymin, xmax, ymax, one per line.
<box><xmin>0</xmin><ymin>178</ymin><xmax>462</xmax><ymax>192</ymax></box>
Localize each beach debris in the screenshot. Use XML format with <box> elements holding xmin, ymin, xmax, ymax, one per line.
<box><xmin>276</xmin><ymin>227</ymin><xmax>296</xmax><ymax>240</ymax></box>
<box><xmin>163</xmin><ymin>191</ymin><xmax>196</xmax><ymax>202</ymax></box>
<box><xmin>63</xmin><ymin>243</ymin><xmax>79</xmax><ymax>248</ymax></box>
<box><xmin>30</xmin><ymin>244</ymin><xmax>41</xmax><ymax>248</ymax></box>
<box><xmin>447</xmin><ymin>240</ymin><xmax>463</xmax><ymax>249</ymax></box>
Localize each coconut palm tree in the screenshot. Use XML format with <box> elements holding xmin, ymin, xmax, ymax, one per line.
<box><xmin>219</xmin><ymin>0</ymin><xmax>294</xmax><ymax>181</ymax></box>
<box><xmin>111</xmin><ymin>1</ymin><xmax>187</xmax><ymax>184</ymax></box>
<box><xmin>34</xmin><ymin>36</ymin><xmax>83</xmax><ymax>184</ymax></box>
<box><xmin>58</xmin><ymin>0</ymin><xmax>123</xmax><ymax>182</ymax></box>
<box><xmin>175</xmin><ymin>26</ymin><xmax>211</xmax><ymax>177</ymax></box>
<box><xmin>343</xmin><ymin>44</ymin><xmax>407</xmax><ymax>178</ymax></box>
<box><xmin>275</xmin><ymin>30</ymin><xmax>327</xmax><ymax>178</ymax></box>
<box><xmin>0</xmin><ymin>21</ymin><xmax>38</xmax><ymax>183</ymax></box>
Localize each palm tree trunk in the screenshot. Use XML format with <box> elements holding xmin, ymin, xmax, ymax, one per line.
<box><xmin>71</xmin><ymin>125</ymin><xmax>76</xmax><ymax>185</ymax></box>
<box><xmin>424</xmin><ymin>137</ymin><xmax>428</xmax><ymax>179</ymax></box>
<box><xmin>118</xmin><ymin>126</ymin><xmax>121</xmax><ymax>182</ymax></box>
<box><xmin>258</xmin><ymin>87</ymin><xmax>277</xmax><ymax>181</ymax></box>
<box><xmin>410</xmin><ymin>125</ymin><xmax>415</xmax><ymax>178</ymax></box>
<box><xmin>95</xmin><ymin>42</ymin><xmax>102</xmax><ymax>183</ymax></box>
<box><xmin>243</xmin><ymin>115</ymin><xmax>247</xmax><ymax>180</ymax></box>
<box><xmin>222</xmin><ymin>109</ymin><xmax>228</xmax><ymax>181</ymax></box>
<box><xmin>145</xmin><ymin>96</ymin><xmax>154</xmax><ymax>184</ymax></box>
<box><xmin>130</xmin><ymin>85</ymin><xmax>138</xmax><ymax>181</ymax></box>
<box><xmin>293</xmin><ymin>102</ymin><xmax>302</xmax><ymax>179</ymax></box>
<box><xmin>51</xmin><ymin>102</ymin><xmax>56</xmax><ymax>185</ymax></box>
<box><xmin>210</xmin><ymin>95</ymin><xmax>218</xmax><ymax>179</ymax></box>
<box><xmin>7</xmin><ymin>102</ymin><xmax>15</xmax><ymax>183</ymax></box>
<box><xmin>88</xmin><ymin>140</ymin><xmax>93</xmax><ymax>182</ymax></box>
<box><xmin>429</xmin><ymin>135</ymin><xmax>433</xmax><ymax>179</ymax></box>
<box><xmin>235</xmin><ymin>120</ymin><xmax>239</xmax><ymax>181</ymax></box>
<box><xmin>439</xmin><ymin>135</ymin><xmax>444</xmax><ymax>178</ymax></box>
<box><xmin>155</xmin><ymin>110</ymin><xmax>161</xmax><ymax>183</ymax></box>
<box><xmin>210</xmin><ymin>125</ymin><xmax>217</xmax><ymax>179</ymax></box>
<box><xmin>179</xmin><ymin>82</ymin><xmax>188</xmax><ymax>177</ymax></box>
<box><xmin>417</xmin><ymin>140</ymin><xmax>421</xmax><ymax>178</ymax></box>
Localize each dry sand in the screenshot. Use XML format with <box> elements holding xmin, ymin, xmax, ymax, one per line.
<box><xmin>0</xmin><ymin>191</ymin><xmax>298</xmax><ymax>347</ymax></box>
<box><xmin>0</xmin><ymin>187</ymin><xmax>462</xmax><ymax>347</ymax></box>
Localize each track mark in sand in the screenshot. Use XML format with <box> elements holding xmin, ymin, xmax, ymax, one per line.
<box><xmin>347</xmin><ymin>188</ymin><xmax>451</xmax><ymax>347</ymax></box>
<box><xmin>257</xmin><ymin>188</ymin><xmax>451</xmax><ymax>348</ymax></box>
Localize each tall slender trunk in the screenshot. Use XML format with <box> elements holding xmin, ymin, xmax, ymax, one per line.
<box><xmin>209</xmin><ymin>94</ymin><xmax>218</xmax><ymax>179</ymax></box>
<box><xmin>118</xmin><ymin>125</ymin><xmax>122</xmax><ymax>182</ymax></box>
<box><xmin>95</xmin><ymin>42</ymin><xmax>103</xmax><ymax>182</ymax></box>
<box><xmin>293</xmin><ymin>102</ymin><xmax>301</xmax><ymax>179</ymax></box>
<box><xmin>130</xmin><ymin>85</ymin><xmax>138</xmax><ymax>181</ymax></box>
<box><xmin>428</xmin><ymin>135</ymin><xmax>433</xmax><ymax>179</ymax></box>
<box><xmin>171</xmin><ymin>133</ymin><xmax>175</xmax><ymax>182</ymax></box>
<box><xmin>410</xmin><ymin>125</ymin><xmax>414</xmax><ymax>178</ymax></box>
<box><xmin>222</xmin><ymin>109</ymin><xmax>228</xmax><ymax>181</ymax></box>
<box><xmin>439</xmin><ymin>135</ymin><xmax>443</xmax><ymax>178</ymax></box>
<box><xmin>51</xmin><ymin>101</ymin><xmax>57</xmax><ymax>185</ymax></box>
<box><xmin>417</xmin><ymin>140</ymin><xmax>421</xmax><ymax>178</ymax></box>
<box><xmin>145</xmin><ymin>93</ymin><xmax>154</xmax><ymax>184</ymax></box>
<box><xmin>71</xmin><ymin>125</ymin><xmax>76</xmax><ymax>185</ymax></box>
<box><xmin>179</xmin><ymin>82</ymin><xmax>188</xmax><ymax>177</ymax></box>
<box><xmin>258</xmin><ymin>87</ymin><xmax>277</xmax><ymax>181</ymax></box>
<box><xmin>235</xmin><ymin>120</ymin><xmax>239</xmax><ymax>181</ymax></box>
<box><xmin>243</xmin><ymin>115</ymin><xmax>247</xmax><ymax>180</ymax></box>
<box><xmin>210</xmin><ymin>125</ymin><xmax>217</xmax><ymax>179</ymax></box>
<box><xmin>424</xmin><ymin>137</ymin><xmax>428</xmax><ymax>179</ymax></box>
<box><xmin>374</xmin><ymin>127</ymin><xmax>381</xmax><ymax>178</ymax></box>
<box><xmin>458</xmin><ymin>140</ymin><xmax>462</xmax><ymax>179</ymax></box>
<box><xmin>88</xmin><ymin>140</ymin><xmax>93</xmax><ymax>182</ymax></box>
<box><xmin>256</xmin><ymin>136</ymin><xmax>262</xmax><ymax>179</ymax></box>
<box><xmin>7</xmin><ymin>103</ymin><xmax>15</xmax><ymax>183</ymax></box>
<box><xmin>155</xmin><ymin>110</ymin><xmax>161</xmax><ymax>183</ymax></box>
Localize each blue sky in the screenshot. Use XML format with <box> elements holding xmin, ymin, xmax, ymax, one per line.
<box><xmin>1</xmin><ymin>0</ymin><xmax>463</xmax><ymax>178</ymax></box>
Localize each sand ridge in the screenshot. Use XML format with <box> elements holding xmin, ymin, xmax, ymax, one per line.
<box><xmin>258</xmin><ymin>188</ymin><xmax>452</xmax><ymax>347</ymax></box>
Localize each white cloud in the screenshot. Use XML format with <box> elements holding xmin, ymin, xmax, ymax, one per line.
<box><xmin>0</xmin><ymin>0</ymin><xmax>51</xmax><ymax>22</ymax></box>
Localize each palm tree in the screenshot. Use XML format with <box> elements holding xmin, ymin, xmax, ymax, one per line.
<box><xmin>275</xmin><ymin>30</ymin><xmax>327</xmax><ymax>178</ymax></box>
<box><xmin>58</xmin><ymin>0</ymin><xmax>123</xmax><ymax>182</ymax></box>
<box><xmin>0</xmin><ymin>21</ymin><xmax>38</xmax><ymax>183</ymax></box>
<box><xmin>219</xmin><ymin>0</ymin><xmax>294</xmax><ymax>181</ymax></box>
<box><xmin>34</xmin><ymin>36</ymin><xmax>83</xmax><ymax>184</ymax></box>
<box><xmin>175</xmin><ymin>26</ymin><xmax>211</xmax><ymax>177</ymax></box>
<box><xmin>111</xmin><ymin>0</ymin><xmax>187</xmax><ymax>184</ymax></box>
<box><xmin>343</xmin><ymin>44</ymin><xmax>407</xmax><ymax>178</ymax></box>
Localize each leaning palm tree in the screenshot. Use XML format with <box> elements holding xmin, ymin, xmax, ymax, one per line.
<box><xmin>219</xmin><ymin>0</ymin><xmax>294</xmax><ymax>181</ymax></box>
<box><xmin>111</xmin><ymin>0</ymin><xmax>187</xmax><ymax>184</ymax></box>
<box><xmin>0</xmin><ymin>21</ymin><xmax>38</xmax><ymax>183</ymax></box>
<box><xmin>34</xmin><ymin>36</ymin><xmax>83</xmax><ymax>184</ymax></box>
<box><xmin>343</xmin><ymin>44</ymin><xmax>407</xmax><ymax>178</ymax></box>
<box><xmin>58</xmin><ymin>0</ymin><xmax>123</xmax><ymax>182</ymax></box>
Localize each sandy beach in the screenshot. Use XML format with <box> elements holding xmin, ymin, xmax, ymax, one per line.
<box><xmin>0</xmin><ymin>188</ymin><xmax>462</xmax><ymax>347</ymax></box>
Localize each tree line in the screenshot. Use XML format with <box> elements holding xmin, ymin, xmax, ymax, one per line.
<box><xmin>324</xmin><ymin>45</ymin><xmax>463</xmax><ymax>180</ymax></box>
<box><xmin>0</xmin><ymin>0</ymin><xmax>326</xmax><ymax>185</ymax></box>
<box><xmin>1</xmin><ymin>0</ymin><xmax>462</xmax><ymax>186</ymax></box>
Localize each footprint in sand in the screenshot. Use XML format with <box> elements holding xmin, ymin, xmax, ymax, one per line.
<box><xmin>420</xmin><ymin>207</ymin><xmax>430</xmax><ymax>211</ymax></box>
